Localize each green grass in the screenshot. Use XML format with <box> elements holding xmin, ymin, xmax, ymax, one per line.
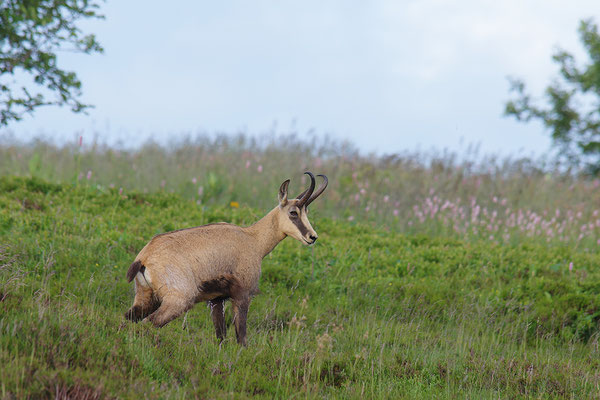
<box><xmin>1</xmin><ymin>176</ymin><xmax>600</xmax><ymax>398</ymax></box>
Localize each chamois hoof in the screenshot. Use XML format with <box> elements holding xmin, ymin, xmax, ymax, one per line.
<box><xmin>124</xmin><ymin>306</ymin><xmax>143</xmax><ymax>322</ymax></box>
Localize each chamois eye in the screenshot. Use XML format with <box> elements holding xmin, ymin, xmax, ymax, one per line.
<box><xmin>289</xmin><ymin>210</ymin><xmax>298</xmax><ymax>217</ymax></box>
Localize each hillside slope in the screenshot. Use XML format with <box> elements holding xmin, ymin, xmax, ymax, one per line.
<box><xmin>1</xmin><ymin>177</ymin><xmax>599</xmax><ymax>398</ymax></box>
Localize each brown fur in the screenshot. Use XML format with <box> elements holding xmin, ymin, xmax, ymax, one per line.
<box><xmin>198</xmin><ymin>274</ymin><xmax>241</xmax><ymax>299</ymax></box>
<box><xmin>209</xmin><ymin>298</ymin><xmax>227</xmax><ymax>340</ymax></box>
<box><xmin>123</xmin><ymin>174</ymin><xmax>327</xmax><ymax>345</ymax></box>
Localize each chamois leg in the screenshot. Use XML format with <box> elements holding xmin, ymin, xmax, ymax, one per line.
<box><xmin>125</xmin><ymin>283</ymin><xmax>159</xmax><ymax>322</ymax></box>
<box><xmin>232</xmin><ymin>295</ymin><xmax>250</xmax><ymax>346</ymax></box>
<box><xmin>145</xmin><ymin>294</ymin><xmax>191</xmax><ymax>328</ymax></box>
<box><xmin>208</xmin><ymin>298</ymin><xmax>227</xmax><ymax>341</ymax></box>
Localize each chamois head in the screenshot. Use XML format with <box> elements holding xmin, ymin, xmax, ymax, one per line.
<box><xmin>277</xmin><ymin>172</ymin><xmax>328</xmax><ymax>245</ymax></box>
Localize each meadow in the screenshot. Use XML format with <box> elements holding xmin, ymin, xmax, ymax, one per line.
<box><xmin>1</xmin><ymin>135</ymin><xmax>600</xmax><ymax>398</ymax></box>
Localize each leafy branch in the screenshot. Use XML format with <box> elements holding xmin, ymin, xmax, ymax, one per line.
<box><xmin>0</xmin><ymin>0</ymin><xmax>103</xmax><ymax>125</ymax></box>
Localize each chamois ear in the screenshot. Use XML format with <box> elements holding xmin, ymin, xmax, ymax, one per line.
<box><xmin>278</xmin><ymin>179</ymin><xmax>290</xmax><ymax>206</ymax></box>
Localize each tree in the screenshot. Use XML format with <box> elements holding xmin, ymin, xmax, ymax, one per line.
<box><xmin>0</xmin><ymin>0</ymin><xmax>103</xmax><ymax>126</ymax></box>
<box><xmin>505</xmin><ymin>19</ymin><xmax>600</xmax><ymax>174</ymax></box>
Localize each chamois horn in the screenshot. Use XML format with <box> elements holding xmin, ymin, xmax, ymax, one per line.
<box><xmin>305</xmin><ymin>174</ymin><xmax>328</xmax><ymax>207</ymax></box>
<box><xmin>296</xmin><ymin>171</ymin><xmax>316</xmax><ymax>207</ymax></box>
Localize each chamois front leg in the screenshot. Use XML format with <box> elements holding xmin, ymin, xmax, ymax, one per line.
<box><xmin>208</xmin><ymin>298</ymin><xmax>227</xmax><ymax>341</ymax></box>
<box><xmin>232</xmin><ymin>295</ymin><xmax>250</xmax><ymax>346</ymax></box>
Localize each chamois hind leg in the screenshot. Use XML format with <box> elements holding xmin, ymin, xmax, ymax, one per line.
<box><xmin>124</xmin><ymin>282</ymin><xmax>160</xmax><ymax>322</ymax></box>
<box><xmin>144</xmin><ymin>293</ymin><xmax>192</xmax><ymax>328</ymax></box>
<box><xmin>232</xmin><ymin>294</ymin><xmax>250</xmax><ymax>346</ymax></box>
<box><xmin>208</xmin><ymin>298</ymin><xmax>227</xmax><ymax>341</ymax></box>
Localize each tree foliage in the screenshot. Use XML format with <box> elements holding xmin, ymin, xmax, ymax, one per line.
<box><xmin>505</xmin><ymin>19</ymin><xmax>600</xmax><ymax>174</ymax></box>
<box><xmin>0</xmin><ymin>0</ymin><xmax>103</xmax><ymax>126</ymax></box>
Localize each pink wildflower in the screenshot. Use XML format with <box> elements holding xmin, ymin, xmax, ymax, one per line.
<box><xmin>257</xmin><ymin>165</ymin><xmax>263</xmax><ymax>173</ymax></box>
<box><xmin>569</xmin><ymin>262</ymin><xmax>574</xmax><ymax>272</ymax></box>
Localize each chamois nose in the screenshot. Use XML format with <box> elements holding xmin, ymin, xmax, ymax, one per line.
<box><xmin>309</xmin><ymin>234</ymin><xmax>318</xmax><ymax>243</ymax></box>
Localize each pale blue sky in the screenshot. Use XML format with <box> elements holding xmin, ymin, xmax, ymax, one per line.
<box><xmin>3</xmin><ymin>1</ymin><xmax>600</xmax><ymax>156</ymax></box>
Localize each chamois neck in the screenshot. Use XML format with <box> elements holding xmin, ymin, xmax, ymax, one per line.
<box><xmin>244</xmin><ymin>207</ymin><xmax>287</xmax><ymax>258</ymax></box>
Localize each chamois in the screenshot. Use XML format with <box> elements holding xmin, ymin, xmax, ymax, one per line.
<box><xmin>124</xmin><ymin>171</ymin><xmax>328</xmax><ymax>345</ymax></box>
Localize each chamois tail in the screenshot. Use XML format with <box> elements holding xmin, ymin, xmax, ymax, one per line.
<box><xmin>126</xmin><ymin>260</ymin><xmax>145</xmax><ymax>283</ymax></box>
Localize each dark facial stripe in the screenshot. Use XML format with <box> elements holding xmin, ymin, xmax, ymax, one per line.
<box><xmin>290</xmin><ymin>215</ymin><xmax>309</xmax><ymax>237</ymax></box>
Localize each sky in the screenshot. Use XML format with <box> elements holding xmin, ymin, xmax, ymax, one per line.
<box><xmin>3</xmin><ymin>0</ymin><xmax>600</xmax><ymax>156</ymax></box>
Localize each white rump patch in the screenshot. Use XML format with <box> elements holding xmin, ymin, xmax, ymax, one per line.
<box><xmin>136</xmin><ymin>270</ymin><xmax>152</xmax><ymax>287</ymax></box>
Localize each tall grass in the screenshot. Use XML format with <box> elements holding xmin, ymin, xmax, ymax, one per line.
<box><xmin>1</xmin><ymin>133</ymin><xmax>599</xmax><ymax>249</ymax></box>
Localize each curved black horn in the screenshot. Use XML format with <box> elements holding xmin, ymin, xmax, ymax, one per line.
<box><xmin>295</xmin><ymin>187</ymin><xmax>309</xmax><ymax>200</ymax></box>
<box><xmin>305</xmin><ymin>174</ymin><xmax>328</xmax><ymax>207</ymax></box>
<box><xmin>296</xmin><ymin>171</ymin><xmax>315</xmax><ymax>207</ymax></box>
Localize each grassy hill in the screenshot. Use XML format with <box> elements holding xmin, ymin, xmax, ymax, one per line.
<box><xmin>2</xmin><ymin>136</ymin><xmax>599</xmax><ymax>250</ymax></box>
<box><xmin>1</xmin><ymin>176</ymin><xmax>600</xmax><ymax>398</ymax></box>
